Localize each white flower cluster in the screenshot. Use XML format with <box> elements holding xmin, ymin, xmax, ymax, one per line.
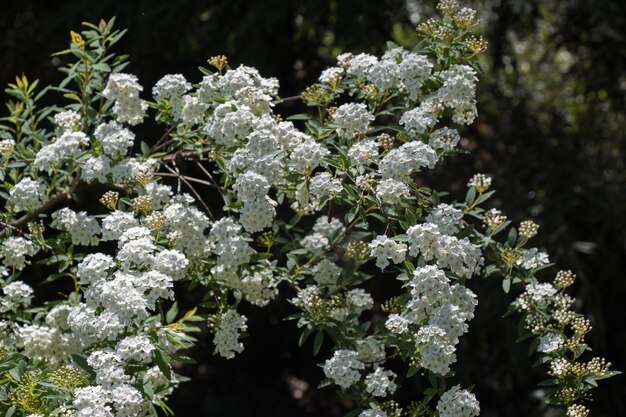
<box><xmin>379</xmin><ymin>141</ymin><xmax>438</xmax><ymax>181</ymax></box>
<box><xmin>94</xmin><ymin>121</ymin><xmax>135</xmax><ymax>158</ymax></box>
<box><xmin>369</xmin><ymin>235</ymin><xmax>407</xmax><ymax>269</ymax></box>
<box><xmin>429</xmin><ymin>127</ymin><xmax>461</xmax><ymax>151</ymax></box>
<box><xmin>323</xmin><ymin>349</ymin><xmax>365</xmax><ymax>389</ymax></box>
<box><xmin>309</xmin><ymin>172</ymin><xmax>342</xmax><ymax>205</ymax></box>
<box><xmin>233</xmin><ymin>171</ymin><xmax>277</xmax><ymax>233</ymax></box>
<box><xmin>1</xmin><ymin>280</ymin><xmax>34</xmax><ymax>313</ymax></box>
<box><xmin>334</xmin><ymin>48</ymin><xmax>433</xmax><ymax>100</ymax></box>
<box><xmin>301</xmin><ymin>216</ymin><xmax>345</xmax><ymax>251</ymax></box>
<box><xmin>359</xmin><ymin>407</ymin><xmax>388</xmax><ymax>417</ymax></box>
<box><xmin>406</xmin><ymin>222</ymin><xmax>483</xmax><ymax>278</ymax></box>
<box><xmin>9</xmin><ymin>177</ymin><xmax>46</xmax><ymax>212</ymax></box>
<box><xmin>436</xmin><ymin>385</ymin><xmax>480</xmax><ymax>417</ymax></box>
<box><xmin>161</xmin><ymin>194</ymin><xmax>211</xmax><ymax>257</ymax></box>
<box><xmin>375</xmin><ymin>178</ymin><xmax>411</xmax><ymax>204</ymax></box>
<box><xmin>51</xmin><ymin>207</ymin><xmax>101</xmax><ymax>246</ymax></box>
<box><xmin>364</xmin><ymin>367</ymin><xmax>397</xmax><ymax>397</ymax></box>
<box><xmin>312</xmin><ymin>258</ymin><xmax>342</xmax><ymax>286</ymax></box>
<box><xmin>425</xmin><ymin>203</ymin><xmax>464</xmax><ymax>235</ymax></box>
<box><xmin>537</xmin><ymin>332</ymin><xmax>565</xmax><ymax>353</ymax></box>
<box><xmin>516</xmin><ymin>248</ymin><xmax>550</xmax><ymax>270</ymax></box>
<box><xmin>152</xmin><ymin>74</ymin><xmax>192</xmax><ymax>102</ymax></box>
<box><xmin>34</xmin><ymin>131</ymin><xmax>89</xmax><ymax>171</ymax></box>
<box><xmin>437</xmin><ymin>65</ymin><xmax>478</xmax><ymax>125</ymax></box>
<box><xmin>102</xmin><ymin>73</ymin><xmax>148</xmax><ymax>125</ymax></box>
<box><xmin>399</xmin><ymin>101</ymin><xmax>439</xmax><ymax>135</ymax></box>
<box><xmin>213</xmin><ymin>309</ymin><xmax>248</xmax><ymax>359</ymax></box>
<box><xmin>0</xmin><ymin>237</ymin><xmax>35</xmax><ymax>270</ymax></box>
<box><xmin>347</xmin><ymin>139</ymin><xmax>379</xmax><ymax>168</ymax></box>
<box><xmin>409</xmin><ymin>265</ymin><xmax>477</xmax><ymax>374</ymax></box>
<box><xmin>332</xmin><ymin>103</ymin><xmax>375</xmax><ymax>139</ymax></box>
<box><xmin>54</xmin><ymin>110</ymin><xmax>81</xmax><ymax>131</ymax></box>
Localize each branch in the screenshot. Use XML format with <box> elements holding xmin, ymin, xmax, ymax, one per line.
<box><xmin>162</xmin><ymin>164</ymin><xmax>215</xmax><ymax>220</ymax></box>
<box><xmin>1</xmin><ymin>191</ymin><xmax>71</xmax><ymax>238</ymax></box>
<box><xmin>149</xmin><ymin>126</ymin><xmax>175</xmax><ymax>153</ymax></box>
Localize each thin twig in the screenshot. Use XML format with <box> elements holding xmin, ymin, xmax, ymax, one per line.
<box><xmin>149</xmin><ymin>126</ymin><xmax>175</xmax><ymax>153</ymax></box>
<box><xmin>163</xmin><ymin>164</ymin><xmax>214</xmax><ymax>220</ymax></box>
<box><xmin>154</xmin><ymin>172</ymin><xmax>219</xmax><ymax>189</ymax></box>
<box><xmin>0</xmin><ymin>177</ymin><xmax>81</xmax><ymax>238</ymax></box>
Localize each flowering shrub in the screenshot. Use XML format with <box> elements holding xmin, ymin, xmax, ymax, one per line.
<box><xmin>0</xmin><ymin>2</ymin><xmax>617</xmax><ymax>416</ymax></box>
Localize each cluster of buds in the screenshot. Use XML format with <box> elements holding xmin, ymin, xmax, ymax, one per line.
<box><xmin>208</xmin><ymin>55</ymin><xmax>228</xmax><ymax>73</ymax></box>
<box><xmin>0</xmin><ymin>139</ymin><xmax>15</xmax><ymax>158</ymax></box>
<box><xmin>355</xmin><ymin>174</ymin><xmax>375</xmax><ymax>193</ymax></box>
<box><xmin>519</xmin><ymin>220</ymin><xmax>540</xmax><ymax>239</ymax></box>
<box><xmin>555</xmin><ymin>270</ymin><xmax>576</xmax><ymax>288</ymax></box>
<box><xmin>466</xmin><ymin>35</ymin><xmax>488</xmax><ymax>54</ymax></box>
<box><xmin>346</xmin><ymin>240</ymin><xmax>370</xmax><ymax>262</ymax></box>
<box><xmin>49</xmin><ymin>365</ymin><xmax>88</xmax><ymax>391</ymax></box>
<box><xmin>301</xmin><ymin>85</ymin><xmax>333</xmax><ymax>106</ymax></box>
<box><xmin>99</xmin><ymin>190</ymin><xmax>119</xmax><ymax>210</ymax></box>
<box><xmin>132</xmin><ymin>194</ymin><xmax>153</xmax><ymax>215</ymax></box>
<box><xmin>377</xmin><ymin>133</ymin><xmax>394</xmax><ymax>150</ymax></box>
<box><xmin>468</xmin><ymin>173</ymin><xmax>492</xmax><ymax>193</ymax></box>
<box><xmin>483</xmin><ymin>208</ymin><xmax>507</xmax><ymax>229</ymax></box>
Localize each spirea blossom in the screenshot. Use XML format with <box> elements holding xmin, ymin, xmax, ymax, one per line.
<box><xmin>365</xmin><ymin>367</ymin><xmax>397</xmax><ymax>397</ymax></box>
<box><xmin>369</xmin><ymin>235</ymin><xmax>407</xmax><ymax>269</ymax></box>
<box><xmin>323</xmin><ymin>349</ymin><xmax>365</xmax><ymax>389</ymax></box>
<box><xmin>0</xmin><ymin>237</ymin><xmax>35</xmax><ymax>270</ymax></box>
<box><xmin>332</xmin><ymin>103</ymin><xmax>375</xmax><ymax>139</ymax></box>
<box><xmin>9</xmin><ymin>177</ymin><xmax>46</xmax><ymax>212</ymax></box>
<box><xmin>437</xmin><ymin>385</ymin><xmax>480</xmax><ymax>417</ymax></box>
<box><xmin>213</xmin><ymin>309</ymin><xmax>248</xmax><ymax>359</ymax></box>
<box><xmin>102</xmin><ymin>73</ymin><xmax>148</xmax><ymax>125</ymax></box>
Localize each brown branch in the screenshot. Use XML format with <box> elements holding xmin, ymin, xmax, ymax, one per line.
<box><xmin>149</xmin><ymin>126</ymin><xmax>176</xmax><ymax>153</ymax></box>
<box><xmin>158</xmin><ymin>150</ymin><xmax>203</xmax><ymax>162</ymax></box>
<box><xmin>0</xmin><ymin>190</ymin><xmax>72</xmax><ymax>238</ymax></box>
<box><xmin>163</xmin><ymin>164</ymin><xmax>214</xmax><ymax>220</ymax></box>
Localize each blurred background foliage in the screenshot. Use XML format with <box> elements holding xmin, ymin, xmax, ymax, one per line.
<box><xmin>1</xmin><ymin>0</ymin><xmax>625</xmax><ymax>416</ymax></box>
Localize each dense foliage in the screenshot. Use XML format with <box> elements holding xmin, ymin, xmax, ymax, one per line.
<box><xmin>0</xmin><ymin>1</ymin><xmax>623</xmax><ymax>417</ymax></box>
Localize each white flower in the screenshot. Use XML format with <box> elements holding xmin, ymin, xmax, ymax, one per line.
<box><xmin>332</xmin><ymin>103</ymin><xmax>375</xmax><ymax>139</ymax></box>
<box><xmin>347</xmin><ymin>139</ymin><xmax>379</xmax><ymax>168</ymax></box>
<box><xmin>103</xmin><ymin>73</ymin><xmax>147</xmax><ymax>125</ymax></box>
<box><xmin>213</xmin><ymin>309</ymin><xmax>248</xmax><ymax>359</ymax></box>
<box><xmin>54</xmin><ymin>110</ymin><xmax>81</xmax><ymax>131</ymax></box>
<box><xmin>379</xmin><ymin>141</ymin><xmax>438</xmax><ymax>180</ymax></box>
<box><xmin>319</xmin><ymin>67</ymin><xmax>343</xmax><ymax>83</ymax></box>
<box><xmin>365</xmin><ymin>367</ymin><xmax>397</xmax><ymax>397</ymax></box>
<box><xmin>426</xmin><ymin>203</ymin><xmax>463</xmax><ymax>235</ymax></box>
<box><xmin>429</xmin><ymin>127</ymin><xmax>460</xmax><ymax>151</ymax></box>
<box><xmin>369</xmin><ymin>235</ymin><xmax>407</xmax><ymax>269</ymax></box>
<box><xmin>375</xmin><ymin>178</ymin><xmax>411</xmax><ymax>204</ymax></box>
<box><xmin>94</xmin><ymin>120</ymin><xmax>135</xmax><ymax>157</ymax></box>
<box><xmin>34</xmin><ymin>131</ymin><xmax>89</xmax><ymax>171</ymax></box>
<box><xmin>0</xmin><ymin>237</ymin><xmax>35</xmax><ymax>270</ymax></box>
<box><xmin>323</xmin><ymin>349</ymin><xmax>365</xmax><ymax>389</ymax></box>
<box><xmin>399</xmin><ymin>101</ymin><xmax>438</xmax><ymax>135</ymax></box>
<box><xmin>437</xmin><ymin>385</ymin><xmax>480</xmax><ymax>417</ymax></box>
<box><xmin>9</xmin><ymin>177</ymin><xmax>46</xmax><ymax>212</ymax></box>
<box><xmin>385</xmin><ymin>314</ymin><xmax>410</xmax><ymax>334</ymax></box>
<box><xmin>152</xmin><ymin>74</ymin><xmax>192</xmax><ymax>101</ymax></box>
<box><xmin>538</xmin><ymin>332</ymin><xmax>565</xmax><ymax>353</ymax></box>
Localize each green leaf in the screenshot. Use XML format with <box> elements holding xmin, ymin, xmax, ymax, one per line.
<box><xmin>313</xmin><ymin>330</ymin><xmax>324</xmax><ymax>356</ymax></box>
<box><xmin>507</xmin><ymin>228</ymin><xmax>518</xmax><ymax>247</ymax></box>
<box><xmin>71</xmin><ymin>354</ymin><xmax>96</xmax><ymax>378</ymax></box>
<box><xmin>465</xmin><ymin>186</ymin><xmax>476</xmax><ymax>205</ymax></box>
<box><xmin>153</xmin><ymin>349</ymin><xmax>172</xmax><ymax>380</ymax></box>
<box><xmin>166</xmin><ymin>302</ymin><xmax>179</xmax><ymax>324</ymax></box>
<box><xmin>502</xmin><ymin>277</ymin><xmax>511</xmax><ymax>293</ymax></box>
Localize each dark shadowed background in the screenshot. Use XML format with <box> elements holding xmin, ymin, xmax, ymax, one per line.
<box><xmin>1</xmin><ymin>1</ymin><xmax>625</xmax><ymax>416</ymax></box>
